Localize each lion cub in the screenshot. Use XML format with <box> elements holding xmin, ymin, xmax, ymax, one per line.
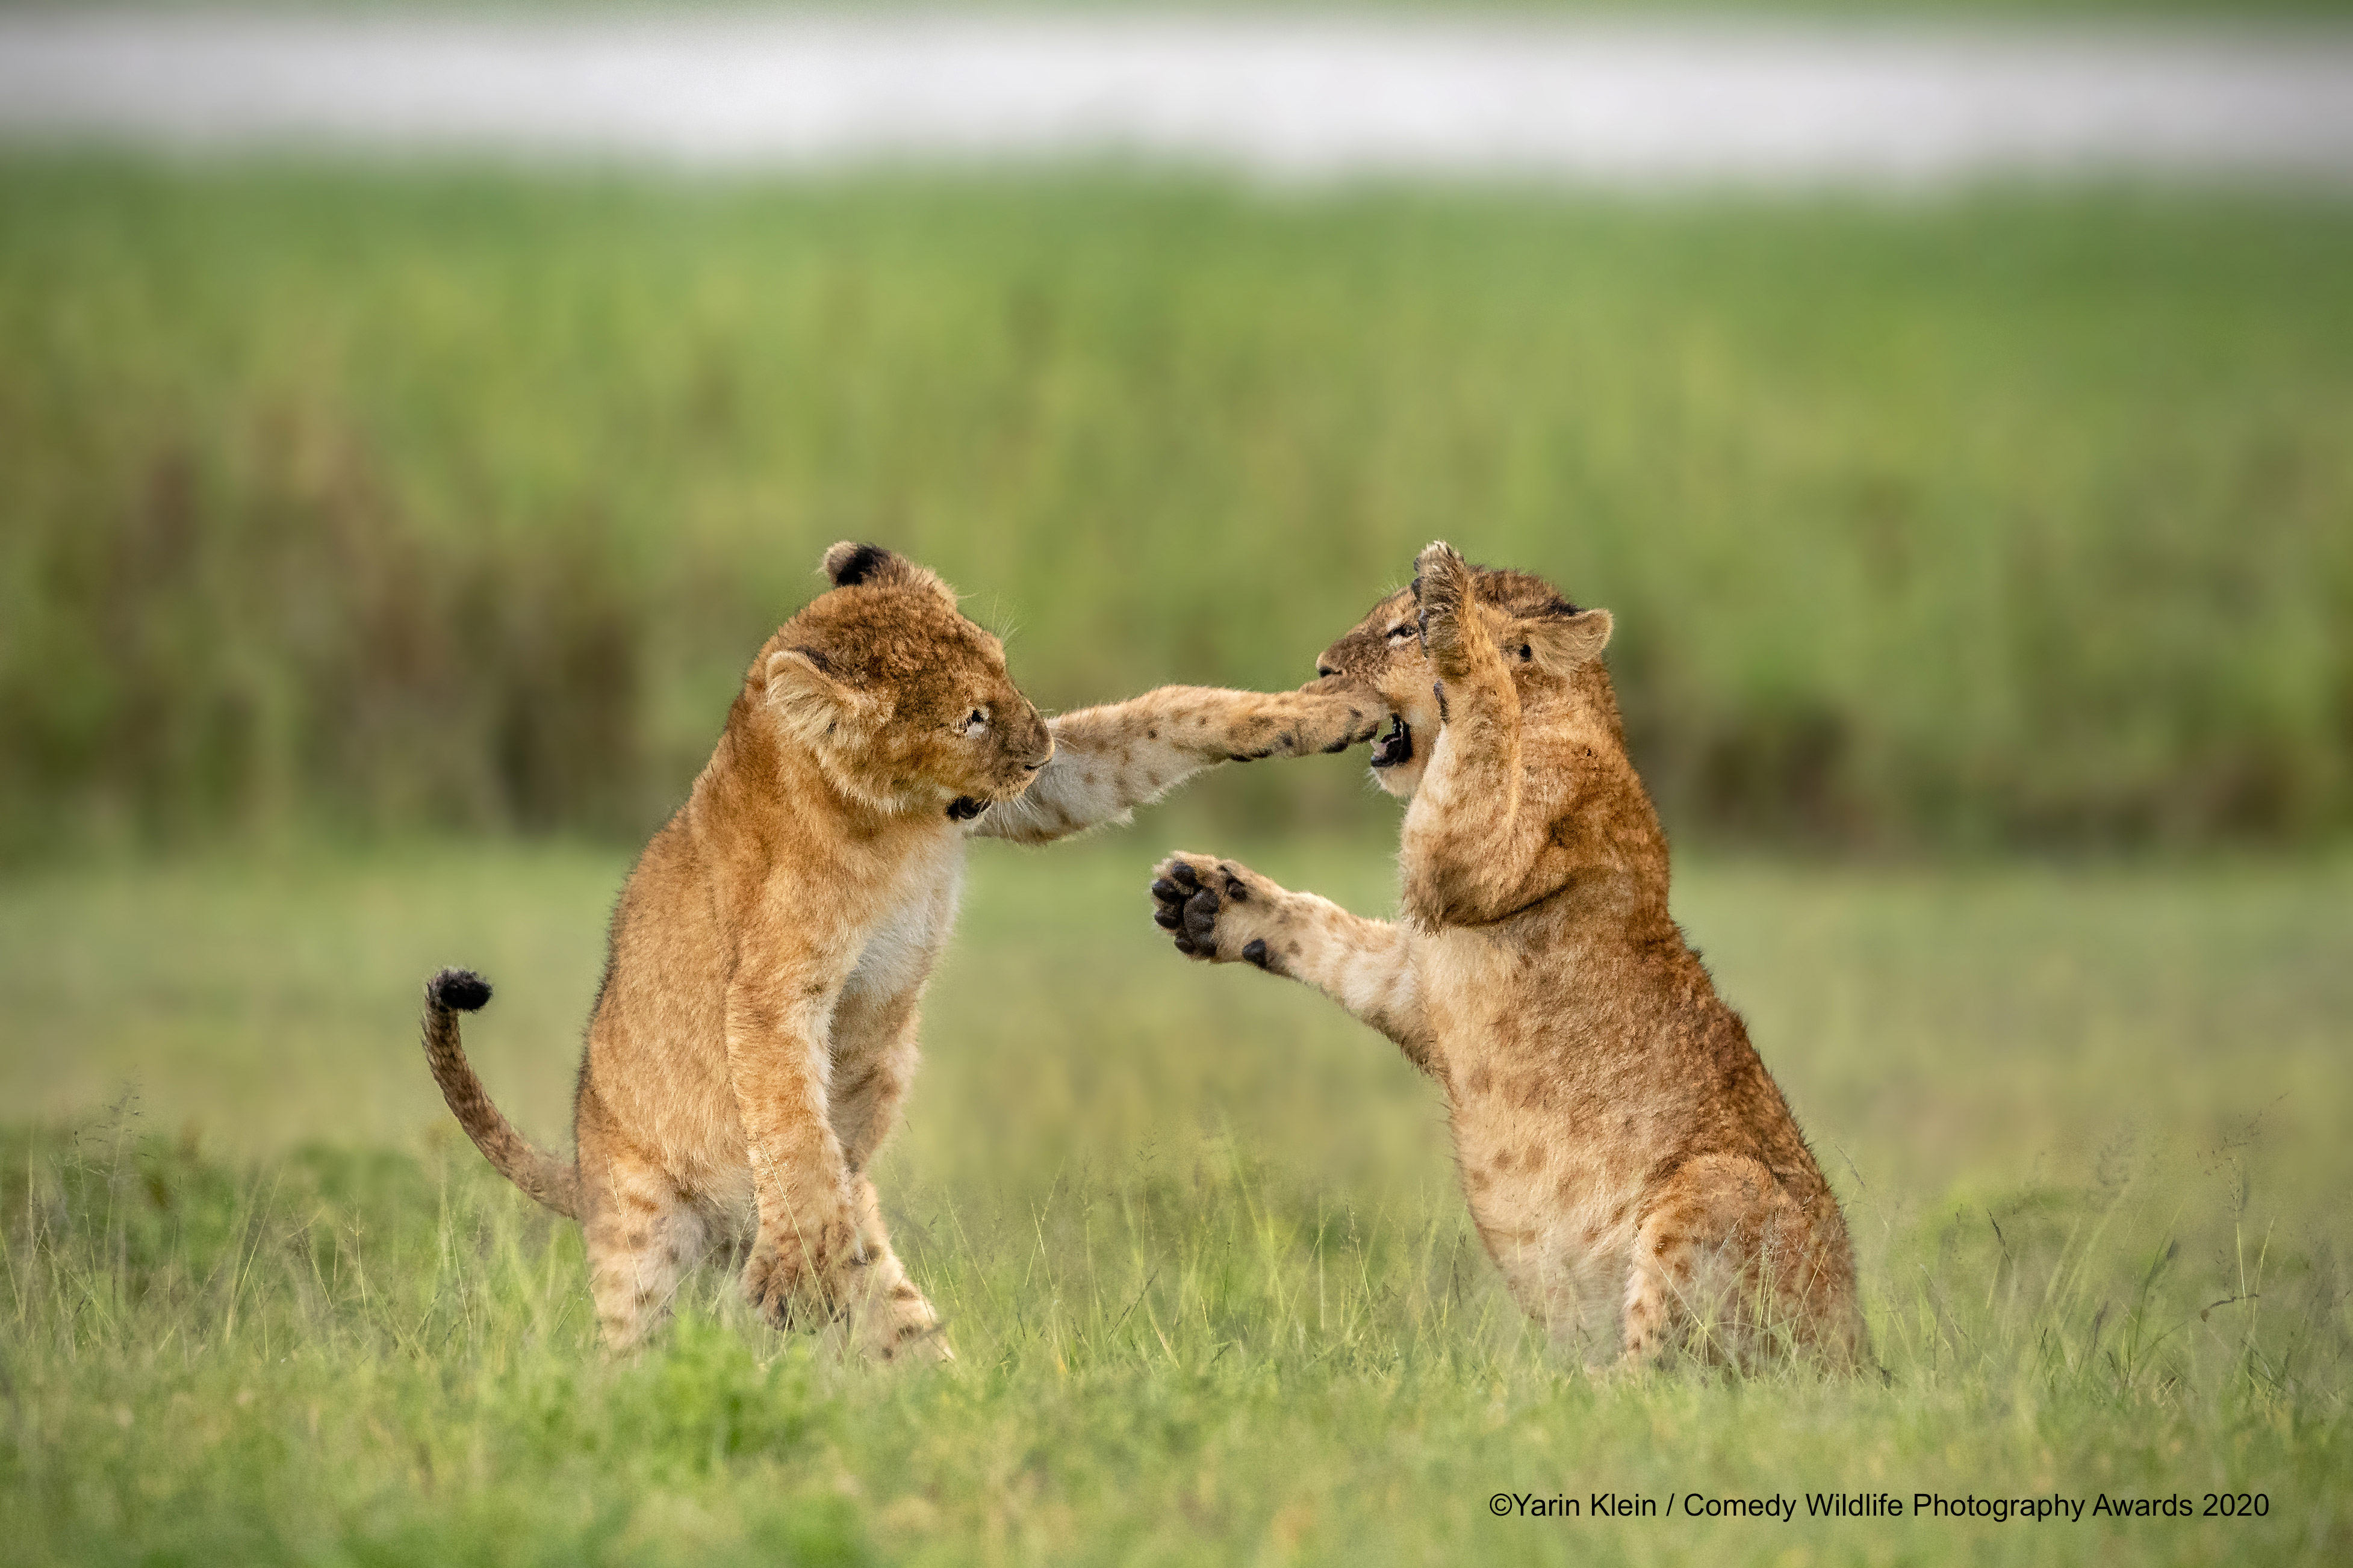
<box><xmin>424</xmin><ymin>543</ymin><xmax>1379</xmax><ymax>1359</ymax></box>
<box><xmin>1151</xmin><ymin>543</ymin><xmax>1865</xmax><ymax>1369</ymax></box>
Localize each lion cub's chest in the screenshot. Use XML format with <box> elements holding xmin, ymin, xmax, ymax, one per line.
<box><xmin>841</xmin><ymin>839</ymin><xmax>966</xmax><ymax>1008</ymax></box>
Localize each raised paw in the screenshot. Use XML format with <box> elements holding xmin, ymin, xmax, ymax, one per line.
<box><xmin>1412</xmin><ymin>540</ymin><xmax>1477</xmax><ymax>674</ymax></box>
<box><xmin>1149</xmin><ymin>854</ymin><xmax>1276</xmax><ymax>968</ymax></box>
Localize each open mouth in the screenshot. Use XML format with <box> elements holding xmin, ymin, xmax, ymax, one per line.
<box><xmin>1369</xmin><ymin>713</ymin><xmax>1414</xmax><ymax>769</ymax></box>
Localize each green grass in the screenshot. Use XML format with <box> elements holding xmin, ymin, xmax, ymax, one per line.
<box><xmin>4</xmin><ymin>165</ymin><xmax>2351</xmax><ymax>859</ymax></box>
<box><xmin>4</xmin><ymin>835</ymin><xmax>2349</xmax><ymax>1563</ymax></box>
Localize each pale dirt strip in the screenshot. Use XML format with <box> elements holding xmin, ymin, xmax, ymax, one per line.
<box><xmin>3</xmin><ymin>11</ymin><xmax>2352</xmax><ymax>187</ymax></box>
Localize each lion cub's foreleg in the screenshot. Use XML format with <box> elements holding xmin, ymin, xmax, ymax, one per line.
<box><xmin>972</xmin><ymin>684</ymin><xmax>1381</xmax><ymax>844</ymax></box>
<box><xmin>827</xmin><ymin>991</ymin><xmax>952</xmax><ymax>1362</ymax></box>
<box><xmin>720</xmin><ymin>968</ymin><xmax>874</xmax><ymax>1337</ymax></box>
<box><xmin>1148</xmin><ymin>853</ymin><xmax>1435</xmax><ymax>1073</ymax></box>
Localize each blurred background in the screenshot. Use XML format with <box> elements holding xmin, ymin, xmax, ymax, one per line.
<box><xmin>2</xmin><ymin>5</ymin><xmax>2351</xmax><ymax>1563</ymax></box>
<box><xmin>2</xmin><ymin>6</ymin><xmax>2350</xmax><ymax>864</ymax></box>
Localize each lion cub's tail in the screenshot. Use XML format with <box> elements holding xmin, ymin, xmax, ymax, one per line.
<box><xmin>420</xmin><ymin>968</ymin><xmax>582</xmax><ymax>1220</ymax></box>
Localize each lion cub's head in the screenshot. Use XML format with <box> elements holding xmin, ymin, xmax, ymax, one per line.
<box><xmin>758</xmin><ymin>543</ymin><xmax>1052</xmax><ymax>819</ymax></box>
<box><xmin>1310</xmin><ymin>560</ymin><xmax>1614</xmax><ymax>799</ymax></box>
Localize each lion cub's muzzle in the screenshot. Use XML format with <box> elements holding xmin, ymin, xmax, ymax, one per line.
<box><xmin>946</xmin><ymin>732</ymin><xmax>1053</xmax><ymax>819</ymax></box>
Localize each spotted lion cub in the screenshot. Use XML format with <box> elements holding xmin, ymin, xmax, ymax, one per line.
<box><xmin>1151</xmin><ymin>543</ymin><xmax>1865</xmax><ymax>1369</ymax></box>
<box><xmin>424</xmin><ymin>544</ymin><xmax>1379</xmax><ymax>1359</ymax></box>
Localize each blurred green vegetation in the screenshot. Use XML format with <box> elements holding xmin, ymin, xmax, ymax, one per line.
<box><xmin>3</xmin><ymin>840</ymin><xmax>2347</xmax><ymax>1563</ymax></box>
<box><xmin>3</xmin><ymin>164</ymin><xmax>2350</xmax><ymax>861</ymax></box>
<box><xmin>10</xmin><ymin>1</ymin><xmax>2353</xmax><ymax>17</ymax></box>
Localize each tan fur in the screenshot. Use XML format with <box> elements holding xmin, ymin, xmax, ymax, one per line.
<box><xmin>1151</xmin><ymin>543</ymin><xmax>1867</xmax><ymax>1371</ymax></box>
<box><xmin>421</xmin><ymin>543</ymin><xmax>1381</xmax><ymax>1359</ymax></box>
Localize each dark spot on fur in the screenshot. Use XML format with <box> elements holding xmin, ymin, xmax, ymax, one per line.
<box><xmin>1466</xmin><ymin>1065</ymin><xmax>1493</xmax><ymax>1095</ymax></box>
<box><xmin>1284</xmin><ymin>941</ymin><xmax>1301</xmax><ymax>958</ymax></box>
<box><xmin>789</xmin><ymin>643</ymin><xmax>835</xmax><ymax>675</ymax></box>
<box><xmin>1433</xmin><ymin>681</ymin><xmax>1450</xmax><ymax>722</ymax></box>
<box><xmin>429</xmin><ymin>968</ymin><xmax>492</xmax><ymax>1012</ymax></box>
<box><xmin>827</xmin><ymin>543</ymin><xmax>892</xmax><ymax>587</ymax></box>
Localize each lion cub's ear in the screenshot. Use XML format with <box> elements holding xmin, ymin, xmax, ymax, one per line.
<box><xmin>1511</xmin><ymin>608</ymin><xmax>1614</xmax><ymax>674</ymax></box>
<box><xmin>819</xmin><ymin>541</ymin><xmax>961</xmax><ymax>610</ymax></box>
<box><xmin>765</xmin><ymin>646</ymin><xmax>889</xmax><ymax>747</ymax></box>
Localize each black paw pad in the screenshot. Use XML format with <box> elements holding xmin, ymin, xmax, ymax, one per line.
<box><xmin>1242</xmin><ymin>938</ymin><xmax>1270</xmax><ymax>970</ymax></box>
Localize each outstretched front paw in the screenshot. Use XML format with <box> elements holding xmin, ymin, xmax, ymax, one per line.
<box><xmin>1150</xmin><ymin>854</ymin><xmax>1278</xmax><ymax>969</ymax></box>
<box><xmin>1287</xmin><ymin>680</ymin><xmax>1385</xmax><ymax>757</ymax></box>
<box><xmin>1220</xmin><ymin>684</ymin><xmax>1382</xmax><ymax>762</ymax></box>
<box><xmin>1413</xmin><ymin>540</ymin><xmax>1477</xmax><ymax>677</ymax></box>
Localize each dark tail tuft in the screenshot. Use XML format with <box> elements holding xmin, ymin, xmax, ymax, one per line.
<box><xmin>429</xmin><ymin>967</ymin><xmax>493</xmax><ymax>1012</ymax></box>
<box><xmin>419</xmin><ymin>967</ymin><xmax>577</xmax><ymax>1218</ymax></box>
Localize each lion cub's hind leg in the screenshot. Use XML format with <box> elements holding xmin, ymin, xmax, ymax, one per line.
<box><xmin>580</xmin><ymin>1146</ymin><xmax>710</xmax><ymax>1354</ymax></box>
<box><xmin>1621</xmin><ymin>1154</ymin><xmax>1826</xmax><ymax>1372</ymax></box>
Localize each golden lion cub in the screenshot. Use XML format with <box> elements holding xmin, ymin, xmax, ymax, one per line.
<box><xmin>424</xmin><ymin>543</ymin><xmax>1379</xmax><ymax>1359</ymax></box>
<box><xmin>1151</xmin><ymin>543</ymin><xmax>1865</xmax><ymax>1369</ymax></box>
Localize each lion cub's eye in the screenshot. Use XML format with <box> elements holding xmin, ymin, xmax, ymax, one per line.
<box><xmin>959</xmin><ymin>708</ymin><xmax>990</xmax><ymax>737</ymax></box>
<box><xmin>1385</xmin><ymin>625</ymin><xmax>1416</xmax><ymax>643</ymax></box>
